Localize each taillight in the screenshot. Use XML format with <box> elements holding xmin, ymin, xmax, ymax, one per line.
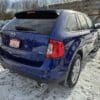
<box><xmin>46</xmin><ymin>39</ymin><xmax>64</xmax><ymax>58</ymax></box>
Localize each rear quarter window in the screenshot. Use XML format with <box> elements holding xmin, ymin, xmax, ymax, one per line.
<box><xmin>78</xmin><ymin>14</ymin><xmax>88</xmax><ymax>30</ymax></box>
<box><xmin>66</xmin><ymin>14</ymin><xmax>78</xmax><ymax>32</ymax></box>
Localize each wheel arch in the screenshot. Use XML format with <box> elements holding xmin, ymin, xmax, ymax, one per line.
<box><xmin>64</xmin><ymin>47</ymin><xmax>83</xmax><ymax>85</ymax></box>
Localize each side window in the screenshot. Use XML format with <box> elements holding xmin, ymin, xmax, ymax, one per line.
<box><xmin>84</xmin><ymin>15</ymin><xmax>94</xmax><ymax>29</ymax></box>
<box><xmin>66</xmin><ymin>14</ymin><xmax>78</xmax><ymax>32</ymax></box>
<box><xmin>75</xmin><ymin>14</ymin><xmax>82</xmax><ymax>30</ymax></box>
<box><xmin>78</xmin><ymin>14</ymin><xmax>88</xmax><ymax>30</ymax></box>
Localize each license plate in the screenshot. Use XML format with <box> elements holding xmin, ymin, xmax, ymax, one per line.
<box><xmin>9</xmin><ymin>39</ymin><xmax>20</xmax><ymax>48</ymax></box>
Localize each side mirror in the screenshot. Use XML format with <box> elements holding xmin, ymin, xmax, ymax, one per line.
<box><xmin>95</xmin><ymin>23</ymin><xmax>100</xmax><ymax>29</ymax></box>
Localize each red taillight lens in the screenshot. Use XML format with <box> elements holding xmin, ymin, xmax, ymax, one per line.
<box><xmin>46</xmin><ymin>39</ymin><xmax>65</xmax><ymax>58</ymax></box>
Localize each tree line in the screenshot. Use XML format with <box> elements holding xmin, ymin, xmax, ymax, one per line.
<box><xmin>0</xmin><ymin>0</ymin><xmax>96</xmax><ymax>19</ymax></box>
<box><xmin>0</xmin><ymin>0</ymin><xmax>39</xmax><ymax>19</ymax></box>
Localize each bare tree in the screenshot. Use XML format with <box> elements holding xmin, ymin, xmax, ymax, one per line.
<box><xmin>0</xmin><ymin>0</ymin><xmax>8</xmax><ymax>12</ymax></box>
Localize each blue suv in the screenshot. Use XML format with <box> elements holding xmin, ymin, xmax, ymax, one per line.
<box><xmin>0</xmin><ymin>10</ymin><xmax>98</xmax><ymax>87</ymax></box>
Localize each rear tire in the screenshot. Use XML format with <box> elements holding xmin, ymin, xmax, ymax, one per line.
<box><xmin>64</xmin><ymin>54</ymin><xmax>81</xmax><ymax>88</ymax></box>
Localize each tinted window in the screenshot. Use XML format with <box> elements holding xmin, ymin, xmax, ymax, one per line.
<box><xmin>78</xmin><ymin>14</ymin><xmax>88</xmax><ymax>30</ymax></box>
<box><xmin>66</xmin><ymin>14</ymin><xmax>78</xmax><ymax>32</ymax></box>
<box><xmin>84</xmin><ymin>15</ymin><xmax>94</xmax><ymax>29</ymax></box>
<box><xmin>2</xmin><ymin>18</ymin><xmax>56</xmax><ymax>34</ymax></box>
<box><xmin>75</xmin><ymin>14</ymin><xmax>82</xmax><ymax>30</ymax></box>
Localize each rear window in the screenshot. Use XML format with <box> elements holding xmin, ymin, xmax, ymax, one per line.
<box><xmin>3</xmin><ymin>11</ymin><xmax>59</xmax><ymax>34</ymax></box>
<box><xmin>3</xmin><ymin>18</ymin><xmax>56</xmax><ymax>34</ymax></box>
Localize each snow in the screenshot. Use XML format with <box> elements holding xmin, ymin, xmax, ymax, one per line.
<box><xmin>0</xmin><ymin>43</ymin><xmax>100</xmax><ymax>100</ymax></box>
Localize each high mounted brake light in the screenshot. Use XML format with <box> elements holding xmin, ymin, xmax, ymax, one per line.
<box><xmin>46</xmin><ymin>39</ymin><xmax>64</xmax><ymax>58</ymax></box>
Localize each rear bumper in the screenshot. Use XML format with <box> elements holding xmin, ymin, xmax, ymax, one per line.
<box><xmin>0</xmin><ymin>49</ymin><xmax>66</xmax><ymax>81</ymax></box>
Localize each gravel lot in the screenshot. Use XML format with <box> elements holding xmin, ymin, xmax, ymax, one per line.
<box><xmin>0</xmin><ymin>45</ymin><xmax>100</xmax><ymax>100</ymax></box>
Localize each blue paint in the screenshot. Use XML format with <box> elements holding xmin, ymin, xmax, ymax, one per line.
<box><xmin>0</xmin><ymin>10</ymin><xmax>97</xmax><ymax>81</ymax></box>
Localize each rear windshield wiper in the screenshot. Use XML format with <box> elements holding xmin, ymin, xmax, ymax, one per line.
<box><xmin>15</xmin><ymin>26</ymin><xmax>36</xmax><ymax>31</ymax></box>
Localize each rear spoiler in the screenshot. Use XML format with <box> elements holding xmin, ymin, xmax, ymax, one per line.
<box><xmin>15</xmin><ymin>10</ymin><xmax>59</xmax><ymax>19</ymax></box>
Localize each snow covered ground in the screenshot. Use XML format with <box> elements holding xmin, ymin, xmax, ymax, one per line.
<box><xmin>0</xmin><ymin>44</ymin><xmax>100</xmax><ymax>100</ymax></box>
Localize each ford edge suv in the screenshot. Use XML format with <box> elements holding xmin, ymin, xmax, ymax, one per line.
<box><xmin>0</xmin><ymin>10</ymin><xmax>98</xmax><ymax>87</ymax></box>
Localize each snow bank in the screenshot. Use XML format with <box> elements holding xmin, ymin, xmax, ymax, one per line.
<box><xmin>0</xmin><ymin>49</ymin><xmax>100</xmax><ymax>100</ymax></box>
